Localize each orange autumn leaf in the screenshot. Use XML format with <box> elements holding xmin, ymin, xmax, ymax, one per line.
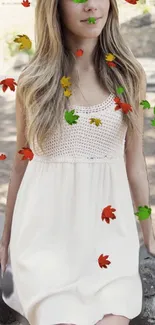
<box><xmin>98</xmin><ymin>254</ymin><xmax>111</xmax><ymax>269</ymax></box>
<box><xmin>106</xmin><ymin>61</ymin><xmax>116</xmax><ymax>68</ymax></box>
<box><xmin>21</xmin><ymin>0</ymin><xmax>30</xmax><ymax>7</ymax></box>
<box><xmin>0</xmin><ymin>154</ymin><xmax>7</xmax><ymax>160</ymax></box>
<box><xmin>114</xmin><ymin>97</ymin><xmax>133</xmax><ymax>114</ymax></box>
<box><xmin>18</xmin><ymin>147</ymin><xmax>34</xmax><ymax>161</ymax></box>
<box><xmin>101</xmin><ymin>205</ymin><xmax>116</xmax><ymax>224</ymax></box>
<box><xmin>75</xmin><ymin>49</ymin><xmax>84</xmax><ymax>57</ymax></box>
<box><xmin>0</xmin><ymin>78</ymin><xmax>17</xmax><ymax>92</ymax></box>
<box><xmin>125</xmin><ymin>0</ymin><xmax>138</xmax><ymax>4</ymax></box>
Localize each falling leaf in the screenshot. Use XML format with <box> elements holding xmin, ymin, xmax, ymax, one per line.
<box><xmin>72</xmin><ymin>0</ymin><xmax>87</xmax><ymax>2</ymax></box>
<box><xmin>114</xmin><ymin>97</ymin><xmax>132</xmax><ymax>114</ymax></box>
<box><xmin>134</xmin><ymin>205</ymin><xmax>152</xmax><ymax>221</ymax></box>
<box><xmin>14</xmin><ymin>34</ymin><xmax>32</xmax><ymax>50</ymax></box>
<box><xmin>89</xmin><ymin>118</ymin><xmax>102</xmax><ymax>126</ymax></box>
<box><xmin>105</xmin><ymin>53</ymin><xmax>116</xmax><ymax>62</ymax></box>
<box><xmin>116</xmin><ymin>86</ymin><xmax>125</xmax><ymax>95</ymax></box>
<box><xmin>88</xmin><ymin>17</ymin><xmax>96</xmax><ymax>24</ymax></box>
<box><xmin>21</xmin><ymin>0</ymin><xmax>30</xmax><ymax>7</ymax></box>
<box><xmin>60</xmin><ymin>76</ymin><xmax>71</xmax><ymax>89</ymax></box>
<box><xmin>64</xmin><ymin>110</ymin><xmax>79</xmax><ymax>125</ymax></box>
<box><xmin>151</xmin><ymin>118</ymin><xmax>155</xmax><ymax>126</ymax></box>
<box><xmin>0</xmin><ymin>78</ymin><xmax>17</xmax><ymax>92</ymax></box>
<box><xmin>98</xmin><ymin>254</ymin><xmax>111</xmax><ymax>269</ymax></box>
<box><xmin>75</xmin><ymin>49</ymin><xmax>84</xmax><ymax>57</ymax></box>
<box><xmin>140</xmin><ymin>100</ymin><xmax>151</xmax><ymax>109</ymax></box>
<box><xmin>101</xmin><ymin>205</ymin><xmax>116</xmax><ymax>224</ymax></box>
<box><xmin>18</xmin><ymin>147</ymin><xmax>34</xmax><ymax>161</ymax></box>
<box><xmin>64</xmin><ymin>89</ymin><xmax>72</xmax><ymax>98</ymax></box>
<box><xmin>125</xmin><ymin>0</ymin><xmax>138</xmax><ymax>4</ymax></box>
<box><xmin>0</xmin><ymin>154</ymin><xmax>7</xmax><ymax>160</ymax></box>
<box><xmin>106</xmin><ymin>61</ymin><xmax>116</xmax><ymax>68</ymax></box>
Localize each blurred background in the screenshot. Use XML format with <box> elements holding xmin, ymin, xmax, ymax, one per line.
<box><xmin>0</xmin><ymin>0</ymin><xmax>155</xmax><ymax>324</ymax></box>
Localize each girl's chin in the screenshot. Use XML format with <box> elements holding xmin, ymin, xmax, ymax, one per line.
<box><xmin>79</xmin><ymin>31</ymin><xmax>102</xmax><ymax>38</ymax></box>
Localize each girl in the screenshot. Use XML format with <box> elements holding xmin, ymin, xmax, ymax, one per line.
<box><xmin>1</xmin><ymin>0</ymin><xmax>155</xmax><ymax>325</ymax></box>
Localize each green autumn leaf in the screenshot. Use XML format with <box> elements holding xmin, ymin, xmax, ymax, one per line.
<box><xmin>72</xmin><ymin>0</ymin><xmax>87</xmax><ymax>2</ymax></box>
<box><xmin>134</xmin><ymin>205</ymin><xmax>152</xmax><ymax>221</ymax></box>
<box><xmin>153</xmin><ymin>106</ymin><xmax>155</xmax><ymax>115</ymax></box>
<box><xmin>151</xmin><ymin>118</ymin><xmax>155</xmax><ymax>126</ymax></box>
<box><xmin>140</xmin><ymin>100</ymin><xmax>151</xmax><ymax>109</ymax></box>
<box><xmin>88</xmin><ymin>17</ymin><xmax>96</xmax><ymax>24</ymax></box>
<box><xmin>116</xmin><ymin>86</ymin><xmax>124</xmax><ymax>94</ymax></box>
<box><xmin>65</xmin><ymin>110</ymin><xmax>79</xmax><ymax>125</ymax></box>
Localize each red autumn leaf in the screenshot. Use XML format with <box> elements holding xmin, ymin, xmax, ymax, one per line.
<box><xmin>98</xmin><ymin>254</ymin><xmax>111</xmax><ymax>269</ymax></box>
<box><xmin>18</xmin><ymin>147</ymin><xmax>34</xmax><ymax>161</ymax></box>
<box><xmin>125</xmin><ymin>0</ymin><xmax>138</xmax><ymax>4</ymax></box>
<box><xmin>114</xmin><ymin>96</ymin><xmax>133</xmax><ymax>114</ymax></box>
<box><xmin>101</xmin><ymin>205</ymin><xmax>116</xmax><ymax>224</ymax></box>
<box><xmin>75</xmin><ymin>49</ymin><xmax>84</xmax><ymax>57</ymax></box>
<box><xmin>0</xmin><ymin>78</ymin><xmax>17</xmax><ymax>92</ymax></box>
<box><xmin>0</xmin><ymin>154</ymin><xmax>7</xmax><ymax>160</ymax></box>
<box><xmin>106</xmin><ymin>61</ymin><xmax>116</xmax><ymax>67</ymax></box>
<box><xmin>21</xmin><ymin>0</ymin><xmax>30</xmax><ymax>7</ymax></box>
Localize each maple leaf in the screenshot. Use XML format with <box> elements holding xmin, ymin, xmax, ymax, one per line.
<box><xmin>105</xmin><ymin>53</ymin><xmax>115</xmax><ymax>62</ymax></box>
<box><xmin>140</xmin><ymin>100</ymin><xmax>151</xmax><ymax>109</ymax></box>
<box><xmin>0</xmin><ymin>154</ymin><xmax>7</xmax><ymax>160</ymax></box>
<box><xmin>114</xmin><ymin>97</ymin><xmax>132</xmax><ymax>114</ymax></box>
<box><xmin>64</xmin><ymin>110</ymin><xmax>79</xmax><ymax>125</ymax></box>
<box><xmin>18</xmin><ymin>147</ymin><xmax>34</xmax><ymax>161</ymax></box>
<box><xmin>88</xmin><ymin>17</ymin><xmax>96</xmax><ymax>24</ymax></box>
<box><xmin>14</xmin><ymin>34</ymin><xmax>32</xmax><ymax>50</ymax></box>
<box><xmin>60</xmin><ymin>76</ymin><xmax>71</xmax><ymax>89</ymax></box>
<box><xmin>125</xmin><ymin>0</ymin><xmax>138</xmax><ymax>3</ymax></box>
<box><xmin>106</xmin><ymin>61</ymin><xmax>116</xmax><ymax>68</ymax></box>
<box><xmin>134</xmin><ymin>205</ymin><xmax>152</xmax><ymax>221</ymax></box>
<box><xmin>151</xmin><ymin>118</ymin><xmax>155</xmax><ymax>126</ymax></box>
<box><xmin>0</xmin><ymin>78</ymin><xmax>17</xmax><ymax>92</ymax></box>
<box><xmin>101</xmin><ymin>205</ymin><xmax>116</xmax><ymax>224</ymax></box>
<box><xmin>75</xmin><ymin>49</ymin><xmax>84</xmax><ymax>57</ymax></box>
<box><xmin>21</xmin><ymin>0</ymin><xmax>30</xmax><ymax>7</ymax></box>
<box><xmin>64</xmin><ymin>89</ymin><xmax>72</xmax><ymax>98</ymax></box>
<box><xmin>116</xmin><ymin>86</ymin><xmax>125</xmax><ymax>95</ymax></box>
<box><xmin>98</xmin><ymin>254</ymin><xmax>111</xmax><ymax>269</ymax></box>
<box><xmin>89</xmin><ymin>118</ymin><xmax>102</xmax><ymax>126</ymax></box>
<box><xmin>72</xmin><ymin>0</ymin><xmax>87</xmax><ymax>2</ymax></box>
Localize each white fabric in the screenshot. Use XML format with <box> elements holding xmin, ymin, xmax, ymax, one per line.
<box><xmin>8</xmin><ymin>93</ymin><xmax>143</xmax><ymax>325</ymax></box>
<box><xmin>2</xmin><ymin>263</ymin><xmax>24</xmax><ymax>317</ymax></box>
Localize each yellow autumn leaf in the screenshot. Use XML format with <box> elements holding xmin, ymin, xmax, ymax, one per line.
<box><xmin>89</xmin><ymin>118</ymin><xmax>102</xmax><ymax>126</ymax></box>
<box><xmin>60</xmin><ymin>76</ymin><xmax>71</xmax><ymax>89</ymax></box>
<box><xmin>64</xmin><ymin>89</ymin><xmax>72</xmax><ymax>98</ymax></box>
<box><xmin>14</xmin><ymin>34</ymin><xmax>32</xmax><ymax>50</ymax></box>
<box><xmin>105</xmin><ymin>53</ymin><xmax>115</xmax><ymax>62</ymax></box>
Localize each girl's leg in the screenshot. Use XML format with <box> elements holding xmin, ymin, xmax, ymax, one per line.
<box><xmin>96</xmin><ymin>314</ymin><xmax>130</xmax><ymax>325</ymax></box>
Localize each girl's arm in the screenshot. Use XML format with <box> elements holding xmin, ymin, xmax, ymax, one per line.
<box><xmin>125</xmin><ymin>70</ymin><xmax>155</xmax><ymax>247</ymax></box>
<box><xmin>1</xmin><ymin>79</ymin><xmax>29</xmax><ymax>247</ymax></box>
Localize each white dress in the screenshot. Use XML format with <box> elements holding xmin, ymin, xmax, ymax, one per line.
<box><xmin>8</xmin><ymin>93</ymin><xmax>143</xmax><ymax>325</ymax></box>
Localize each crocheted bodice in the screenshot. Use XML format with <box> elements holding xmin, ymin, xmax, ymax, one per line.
<box><xmin>30</xmin><ymin>93</ymin><xmax>128</xmax><ymax>162</ymax></box>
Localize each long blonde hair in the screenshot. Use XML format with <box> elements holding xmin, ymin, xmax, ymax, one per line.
<box><xmin>18</xmin><ymin>0</ymin><xmax>145</xmax><ymax>154</ymax></box>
